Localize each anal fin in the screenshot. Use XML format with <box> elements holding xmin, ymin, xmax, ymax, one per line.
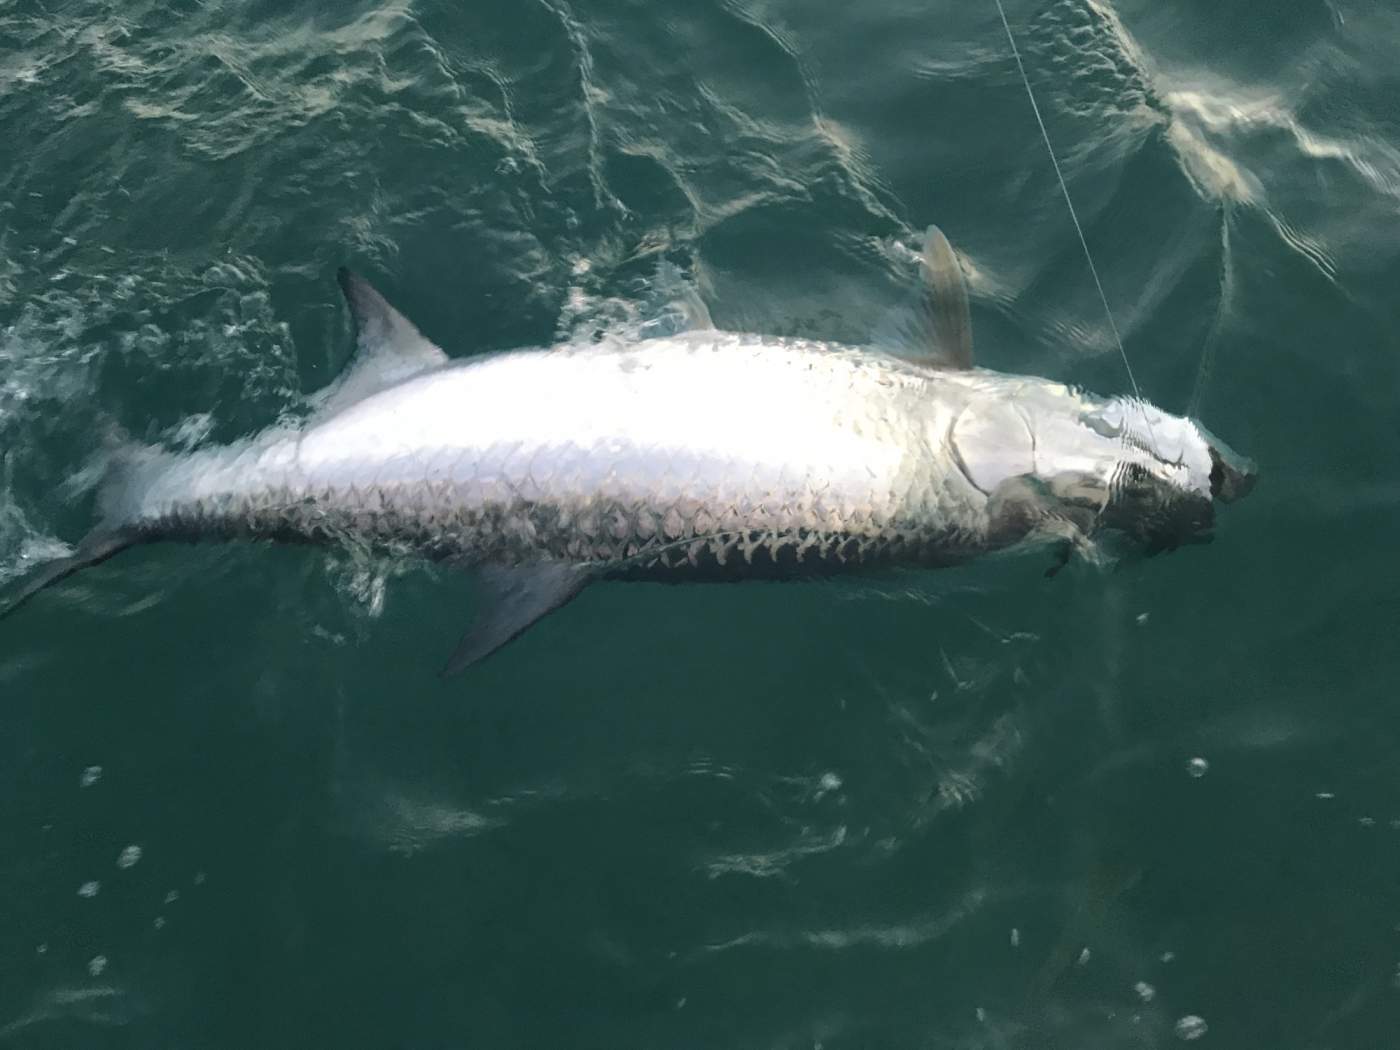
<box><xmin>442</xmin><ymin>562</ymin><xmax>592</xmax><ymax>677</ymax></box>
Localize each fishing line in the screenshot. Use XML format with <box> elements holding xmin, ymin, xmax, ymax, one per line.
<box><xmin>990</xmin><ymin>0</ymin><xmax>1146</xmax><ymax>408</ymax></box>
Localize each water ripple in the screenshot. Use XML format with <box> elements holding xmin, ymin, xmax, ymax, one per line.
<box><xmin>704</xmin><ymin>887</ymin><xmax>987</xmax><ymax>954</ymax></box>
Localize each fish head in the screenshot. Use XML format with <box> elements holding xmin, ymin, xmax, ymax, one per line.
<box><xmin>1077</xmin><ymin>396</ymin><xmax>1256</xmax><ymax>553</ymax></box>
<box><xmin>951</xmin><ymin>381</ymin><xmax>1257</xmax><ymax>555</ymax></box>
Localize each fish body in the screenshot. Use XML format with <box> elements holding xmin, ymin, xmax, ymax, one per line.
<box><xmin>2</xmin><ymin>230</ymin><xmax>1257</xmax><ymax>673</ymax></box>
<box><xmin>126</xmin><ymin>334</ymin><xmax>1002</xmax><ymax>578</ymax></box>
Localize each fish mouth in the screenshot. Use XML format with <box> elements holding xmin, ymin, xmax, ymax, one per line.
<box><xmin>1208</xmin><ymin>443</ymin><xmax>1258</xmax><ymax>503</ymax></box>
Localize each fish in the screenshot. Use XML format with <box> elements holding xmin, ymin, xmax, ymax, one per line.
<box><xmin>0</xmin><ymin>228</ymin><xmax>1256</xmax><ymax>674</ymax></box>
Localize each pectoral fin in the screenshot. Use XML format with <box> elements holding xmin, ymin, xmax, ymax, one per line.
<box><xmin>442</xmin><ymin>562</ymin><xmax>592</xmax><ymax>677</ymax></box>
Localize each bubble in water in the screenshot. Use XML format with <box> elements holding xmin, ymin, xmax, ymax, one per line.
<box><xmin>77</xmin><ymin>880</ymin><xmax>100</xmax><ymax>898</ymax></box>
<box><xmin>80</xmin><ymin>766</ymin><xmax>102</xmax><ymax>788</ymax></box>
<box><xmin>35</xmin><ymin>943</ymin><xmax>48</xmax><ymax>956</ymax></box>
<box><xmin>193</xmin><ymin>871</ymin><xmax>207</xmax><ymax>885</ymax></box>
<box><xmin>1136</xmin><ymin>612</ymin><xmax>1150</xmax><ymax>626</ymax></box>
<box><xmin>1077</xmin><ymin>947</ymin><xmax>1092</xmax><ymax>966</ymax></box>
<box><xmin>153</xmin><ymin>916</ymin><xmax>166</xmax><ymax>930</ymax></box>
<box><xmin>1010</xmin><ymin>927</ymin><xmax>1020</xmax><ymax>948</ymax></box>
<box><xmin>116</xmin><ymin>845</ymin><xmax>142</xmax><ymax>870</ymax></box>
<box><xmin>164</xmin><ymin>890</ymin><xmax>180</xmax><ymax>905</ymax></box>
<box><xmin>1134</xmin><ymin>981</ymin><xmax>1156</xmax><ymax>1002</ymax></box>
<box><xmin>1175</xmin><ymin>1015</ymin><xmax>1208</xmax><ymax>1040</ymax></box>
<box><xmin>812</xmin><ymin>771</ymin><xmax>843</xmax><ymax>801</ymax></box>
<box><xmin>1187</xmin><ymin>757</ymin><xmax>1209</xmax><ymax>778</ymax></box>
<box><xmin>87</xmin><ymin>955</ymin><xmax>108</xmax><ymax>977</ymax></box>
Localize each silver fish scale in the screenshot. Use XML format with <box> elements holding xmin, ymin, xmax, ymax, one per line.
<box><xmin>130</xmin><ymin>333</ymin><xmax>993</xmax><ymax>578</ymax></box>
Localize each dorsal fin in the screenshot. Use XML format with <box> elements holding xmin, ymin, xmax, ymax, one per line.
<box><xmin>314</xmin><ymin>269</ymin><xmax>450</xmax><ymax>416</ymax></box>
<box><xmin>877</xmin><ymin>225</ymin><xmax>975</xmax><ymax>370</ymax></box>
<box><xmin>673</xmin><ymin>282</ymin><xmax>714</xmax><ymax>331</ymax></box>
<box><xmin>641</xmin><ymin>261</ymin><xmax>715</xmax><ymax>337</ymax></box>
<box><xmin>921</xmin><ymin>225</ymin><xmax>974</xmax><ymax>369</ymax></box>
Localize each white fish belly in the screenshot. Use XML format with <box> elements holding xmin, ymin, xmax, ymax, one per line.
<box><xmin>130</xmin><ymin>334</ymin><xmax>987</xmax><ymax>575</ymax></box>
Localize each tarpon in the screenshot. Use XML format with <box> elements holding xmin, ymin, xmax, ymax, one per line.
<box><xmin>0</xmin><ymin>229</ymin><xmax>1256</xmax><ymax>673</ymax></box>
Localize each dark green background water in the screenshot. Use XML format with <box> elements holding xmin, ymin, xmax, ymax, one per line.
<box><xmin>2</xmin><ymin>0</ymin><xmax>1399</xmax><ymax>1046</ymax></box>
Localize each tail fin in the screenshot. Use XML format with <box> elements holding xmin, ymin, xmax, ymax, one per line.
<box><xmin>0</xmin><ymin>527</ymin><xmax>137</xmax><ymax>622</ymax></box>
<box><xmin>0</xmin><ymin>433</ymin><xmax>150</xmax><ymax>622</ymax></box>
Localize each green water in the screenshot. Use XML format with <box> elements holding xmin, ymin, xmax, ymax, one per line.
<box><xmin>2</xmin><ymin>0</ymin><xmax>1399</xmax><ymax>1046</ymax></box>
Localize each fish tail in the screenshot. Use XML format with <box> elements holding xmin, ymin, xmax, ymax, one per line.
<box><xmin>0</xmin><ymin>429</ymin><xmax>152</xmax><ymax>622</ymax></box>
<box><xmin>0</xmin><ymin>527</ymin><xmax>138</xmax><ymax>622</ymax></box>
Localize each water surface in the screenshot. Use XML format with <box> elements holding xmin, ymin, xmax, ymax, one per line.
<box><xmin>2</xmin><ymin>0</ymin><xmax>1399</xmax><ymax>1046</ymax></box>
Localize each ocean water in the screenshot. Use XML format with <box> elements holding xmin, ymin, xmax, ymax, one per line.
<box><xmin>2</xmin><ymin>0</ymin><xmax>1398</xmax><ymax>1046</ymax></box>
